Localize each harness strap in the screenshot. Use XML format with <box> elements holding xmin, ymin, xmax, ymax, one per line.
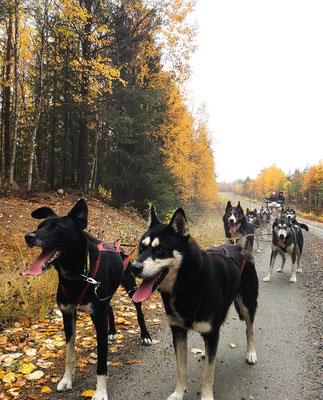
<box><xmin>59</xmin><ymin>242</ymin><xmax>138</xmax><ymax>304</ymax></box>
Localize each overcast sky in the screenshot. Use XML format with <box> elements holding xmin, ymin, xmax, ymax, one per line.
<box><xmin>188</xmin><ymin>0</ymin><xmax>323</xmax><ymax>182</ymax></box>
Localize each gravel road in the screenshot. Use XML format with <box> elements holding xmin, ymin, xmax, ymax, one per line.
<box><xmin>47</xmin><ymin>194</ymin><xmax>323</xmax><ymax>400</ymax></box>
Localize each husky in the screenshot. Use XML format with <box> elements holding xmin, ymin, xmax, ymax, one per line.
<box><xmin>246</xmin><ymin>208</ymin><xmax>262</xmax><ymax>253</ymax></box>
<box><xmin>263</xmin><ymin>216</ymin><xmax>308</xmax><ymax>283</ymax></box>
<box><xmin>259</xmin><ymin>205</ymin><xmax>272</xmax><ymax>238</ymax></box>
<box><xmin>23</xmin><ymin>199</ymin><xmax>151</xmax><ymax>400</ymax></box>
<box><xmin>223</xmin><ymin>201</ymin><xmax>254</xmax><ymax>251</ymax></box>
<box><xmin>283</xmin><ymin>207</ymin><xmax>309</xmax><ymax>232</ymax></box>
<box><xmin>131</xmin><ymin>208</ymin><xmax>258</xmax><ymax>400</ymax></box>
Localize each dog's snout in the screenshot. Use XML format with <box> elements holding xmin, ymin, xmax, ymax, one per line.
<box><xmin>25</xmin><ymin>232</ymin><xmax>36</xmax><ymax>246</ymax></box>
<box><xmin>279</xmin><ymin>233</ymin><xmax>285</xmax><ymax>239</ymax></box>
<box><xmin>131</xmin><ymin>262</ymin><xmax>143</xmax><ymax>276</ymax></box>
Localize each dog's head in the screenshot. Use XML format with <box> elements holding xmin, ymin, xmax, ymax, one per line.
<box><xmin>246</xmin><ymin>208</ymin><xmax>258</xmax><ymax>225</ymax></box>
<box><xmin>272</xmin><ymin>217</ymin><xmax>292</xmax><ymax>246</ymax></box>
<box><xmin>131</xmin><ymin>207</ymin><xmax>189</xmax><ymax>302</ymax></box>
<box><xmin>260</xmin><ymin>206</ymin><xmax>271</xmax><ymax>220</ymax></box>
<box><xmin>23</xmin><ymin>199</ymin><xmax>88</xmax><ymax>276</ymax></box>
<box><xmin>224</xmin><ymin>201</ymin><xmax>245</xmax><ymax>234</ymax></box>
<box><xmin>283</xmin><ymin>207</ymin><xmax>296</xmax><ymax>222</ymax></box>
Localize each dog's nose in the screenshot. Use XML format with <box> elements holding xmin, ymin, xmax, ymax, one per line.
<box><xmin>279</xmin><ymin>234</ymin><xmax>285</xmax><ymax>239</ymax></box>
<box><xmin>131</xmin><ymin>262</ymin><xmax>143</xmax><ymax>276</ymax></box>
<box><xmin>25</xmin><ymin>232</ymin><xmax>36</xmax><ymax>246</ymax></box>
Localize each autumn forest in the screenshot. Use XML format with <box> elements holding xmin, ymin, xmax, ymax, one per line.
<box><xmin>0</xmin><ymin>0</ymin><xmax>220</xmax><ymax>216</ymax></box>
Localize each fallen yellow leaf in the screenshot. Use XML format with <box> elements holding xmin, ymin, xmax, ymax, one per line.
<box><xmin>2</xmin><ymin>372</ymin><xmax>16</xmax><ymax>383</ymax></box>
<box><xmin>229</xmin><ymin>343</ymin><xmax>236</xmax><ymax>349</ymax></box>
<box><xmin>19</xmin><ymin>363</ymin><xmax>36</xmax><ymax>375</ymax></box>
<box><xmin>41</xmin><ymin>386</ymin><xmax>52</xmax><ymax>394</ymax></box>
<box><xmin>81</xmin><ymin>389</ymin><xmax>96</xmax><ymax>397</ymax></box>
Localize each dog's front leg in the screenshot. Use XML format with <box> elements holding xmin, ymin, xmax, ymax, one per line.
<box><xmin>91</xmin><ymin>311</ymin><xmax>108</xmax><ymax>400</ymax></box>
<box><xmin>57</xmin><ymin>309</ymin><xmax>76</xmax><ymax>392</ymax></box>
<box><xmin>200</xmin><ymin>331</ymin><xmax>219</xmax><ymax>400</ymax></box>
<box><xmin>167</xmin><ymin>325</ymin><xmax>188</xmax><ymax>400</ymax></box>
<box><xmin>263</xmin><ymin>249</ymin><xmax>278</xmax><ymax>282</ymax></box>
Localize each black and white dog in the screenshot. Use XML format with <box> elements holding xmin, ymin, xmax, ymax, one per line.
<box><xmin>131</xmin><ymin>208</ymin><xmax>258</xmax><ymax>400</ymax></box>
<box><xmin>259</xmin><ymin>205</ymin><xmax>272</xmax><ymax>238</ymax></box>
<box><xmin>223</xmin><ymin>201</ymin><xmax>254</xmax><ymax>252</ymax></box>
<box><xmin>263</xmin><ymin>216</ymin><xmax>308</xmax><ymax>283</ymax></box>
<box><xmin>246</xmin><ymin>208</ymin><xmax>262</xmax><ymax>253</ymax></box>
<box><xmin>283</xmin><ymin>207</ymin><xmax>309</xmax><ymax>232</ymax></box>
<box><xmin>23</xmin><ymin>199</ymin><xmax>151</xmax><ymax>400</ymax></box>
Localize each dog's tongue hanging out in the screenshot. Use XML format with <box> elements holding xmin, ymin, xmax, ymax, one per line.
<box><xmin>229</xmin><ymin>225</ymin><xmax>237</xmax><ymax>235</ymax></box>
<box><xmin>23</xmin><ymin>248</ymin><xmax>57</xmax><ymax>276</ymax></box>
<box><xmin>133</xmin><ymin>276</ymin><xmax>159</xmax><ymax>303</ymax></box>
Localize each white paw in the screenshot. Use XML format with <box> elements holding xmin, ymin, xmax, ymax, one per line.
<box><xmin>141</xmin><ymin>337</ymin><xmax>152</xmax><ymax>346</ymax></box>
<box><xmin>201</xmin><ymin>396</ymin><xmax>214</xmax><ymax>400</ymax></box>
<box><xmin>167</xmin><ymin>392</ymin><xmax>184</xmax><ymax>400</ymax></box>
<box><xmin>91</xmin><ymin>390</ymin><xmax>108</xmax><ymax>400</ymax></box>
<box><xmin>262</xmin><ymin>276</ymin><xmax>271</xmax><ymax>282</ymax></box>
<box><xmin>57</xmin><ymin>377</ymin><xmax>73</xmax><ymax>391</ymax></box>
<box><xmin>276</xmin><ymin>268</ymin><xmax>283</xmax><ymax>273</ymax></box>
<box><xmin>108</xmin><ymin>334</ymin><xmax>116</xmax><ymax>341</ymax></box>
<box><xmin>296</xmin><ymin>268</ymin><xmax>302</xmax><ymax>273</ymax></box>
<box><xmin>289</xmin><ymin>276</ymin><xmax>297</xmax><ymax>283</ymax></box>
<box><xmin>256</xmin><ymin>249</ymin><xmax>261</xmax><ymax>253</ymax></box>
<box><xmin>246</xmin><ymin>351</ymin><xmax>257</xmax><ymax>364</ymax></box>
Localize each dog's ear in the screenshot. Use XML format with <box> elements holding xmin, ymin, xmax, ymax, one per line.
<box><xmin>31</xmin><ymin>207</ymin><xmax>57</xmax><ymax>219</ymax></box>
<box><xmin>253</xmin><ymin>208</ymin><xmax>257</xmax><ymax>214</ymax></box>
<box><xmin>225</xmin><ymin>201</ymin><xmax>231</xmax><ymax>210</ymax></box>
<box><xmin>68</xmin><ymin>199</ymin><xmax>88</xmax><ymax>229</ymax></box>
<box><xmin>237</xmin><ymin>201</ymin><xmax>242</xmax><ymax>209</ymax></box>
<box><xmin>169</xmin><ymin>208</ymin><xmax>189</xmax><ymax>237</ymax></box>
<box><xmin>246</xmin><ymin>208</ymin><xmax>250</xmax><ymax>214</ymax></box>
<box><xmin>148</xmin><ymin>206</ymin><xmax>160</xmax><ymax>228</ymax></box>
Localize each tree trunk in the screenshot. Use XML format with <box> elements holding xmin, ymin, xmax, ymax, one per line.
<box><xmin>4</xmin><ymin>12</ymin><xmax>13</xmax><ymax>179</ymax></box>
<box><xmin>89</xmin><ymin>128</ymin><xmax>99</xmax><ymax>190</ymax></box>
<box><xmin>9</xmin><ymin>1</ymin><xmax>19</xmax><ymax>186</ymax></box>
<box><xmin>77</xmin><ymin>0</ymin><xmax>92</xmax><ymax>191</ymax></box>
<box><xmin>27</xmin><ymin>0</ymin><xmax>47</xmax><ymax>191</ymax></box>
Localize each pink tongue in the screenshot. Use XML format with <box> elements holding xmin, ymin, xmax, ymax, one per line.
<box><xmin>229</xmin><ymin>225</ymin><xmax>237</xmax><ymax>235</ymax></box>
<box><xmin>23</xmin><ymin>248</ymin><xmax>57</xmax><ymax>276</ymax></box>
<box><xmin>279</xmin><ymin>239</ymin><xmax>285</xmax><ymax>245</ymax></box>
<box><xmin>132</xmin><ymin>276</ymin><xmax>159</xmax><ymax>303</ymax></box>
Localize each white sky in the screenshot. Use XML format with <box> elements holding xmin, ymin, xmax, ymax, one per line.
<box><xmin>188</xmin><ymin>0</ymin><xmax>323</xmax><ymax>182</ymax></box>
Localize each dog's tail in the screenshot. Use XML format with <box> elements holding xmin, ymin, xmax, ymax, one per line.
<box><xmin>300</xmin><ymin>223</ymin><xmax>309</xmax><ymax>231</ymax></box>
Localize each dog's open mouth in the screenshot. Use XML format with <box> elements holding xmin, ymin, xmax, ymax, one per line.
<box><xmin>23</xmin><ymin>248</ymin><xmax>62</xmax><ymax>276</ymax></box>
<box><xmin>229</xmin><ymin>223</ymin><xmax>239</xmax><ymax>235</ymax></box>
<box><xmin>132</xmin><ymin>269</ymin><xmax>168</xmax><ymax>303</ymax></box>
<box><xmin>279</xmin><ymin>239</ymin><xmax>285</xmax><ymax>246</ymax></box>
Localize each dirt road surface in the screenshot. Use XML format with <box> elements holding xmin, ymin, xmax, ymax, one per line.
<box><xmin>46</xmin><ymin>194</ymin><xmax>322</xmax><ymax>400</ymax></box>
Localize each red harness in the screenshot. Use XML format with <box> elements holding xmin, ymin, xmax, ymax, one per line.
<box><xmin>60</xmin><ymin>242</ymin><xmax>138</xmax><ymax>305</ymax></box>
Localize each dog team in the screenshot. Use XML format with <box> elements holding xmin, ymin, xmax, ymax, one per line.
<box><xmin>23</xmin><ymin>197</ymin><xmax>308</xmax><ymax>400</ymax></box>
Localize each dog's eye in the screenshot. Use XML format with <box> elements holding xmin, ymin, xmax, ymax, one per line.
<box><xmin>155</xmin><ymin>244</ymin><xmax>165</xmax><ymax>253</ymax></box>
<box><xmin>52</xmin><ymin>220</ymin><xmax>62</xmax><ymax>231</ymax></box>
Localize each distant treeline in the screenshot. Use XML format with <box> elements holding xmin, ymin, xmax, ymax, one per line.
<box><xmin>219</xmin><ymin>162</ymin><xmax>323</xmax><ymax>209</ymax></box>
<box><xmin>0</xmin><ymin>0</ymin><xmax>217</xmax><ymax>216</ymax></box>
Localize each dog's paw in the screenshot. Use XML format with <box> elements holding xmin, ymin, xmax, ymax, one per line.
<box><xmin>141</xmin><ymin>337</ymin><xmax>152</xmax><ymax>346</ymax></box>
<box><xmin>262</xmin><ymin>276</ymin><xmax>271</xmax><ymax>282</ymax></box>
<box><xmin>57</xmin><ymin>377</ymin><xmax>73</xmax><ymax>392</ymax></box>
<box><xmin>296</xmin><ymin>268</ymin><xmax>302</xmax><ymax>273</ymax></box>
<box><xmin>246</xmin><ymin>351</ymin><xmax>257</xmax><ymax>365</ymax></box>
<box><xmin>167</xmin><ymin>392</ymin><xmax>185</xmax><ymax>400</ymax></box>
<box><xmin>91</xmin><ymin>391</ymin><xmax>108</xmax><ymax>400</ymax></box>
<box><xmin>108</xmin><ymin>333</ymin><xmax>116</xmax><ymax>341</ymax></box>
<box><xmin>276</xmin><ymin>268</ymin><xmax>283</xmax><ymax>273</ymax></box>
<box><xmin>289</xmin><ymin>276</ymin><xmax>297</xmax><ymax>283</ymax></box>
